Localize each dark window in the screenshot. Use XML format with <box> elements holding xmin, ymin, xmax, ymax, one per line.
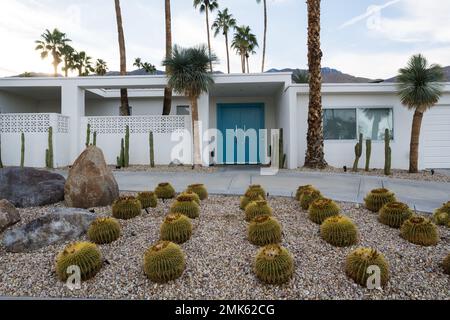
<box><xmin>323</xmin><ymin>109</ymin><xmax>357</xmax><ymax>140</ymax></box>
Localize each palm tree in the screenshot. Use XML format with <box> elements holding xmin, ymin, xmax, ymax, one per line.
<box><xmin>95</xmin><ymin>59</ymin><xmax>109</xmax><ymax>76</ymax></box>
<box><xmin>35</xmin><ymin>28</ymin><xmax>71</xmax><ymax>77</ymax></box>
<box><xmin>60</xmin><ymin>44</ymin><xmax>75</xmax><ymax>77</ymax></box>
<box><xmin>231</xmin><ymin>25</ymin><xmax>258</xmax><ymax>73</ymax></box>
<box><xmin>193</xmin><ymin>0</ymin><xmax>219</xmax><ymax>72</ymax></box>
<box><xmin>114</xmin><ymin>0</ymin><xmax>130</xmax><ymax>116</ymax></box>
<box><xmin>292</xmin><ymin>70</ymin><xmax>310</xmax><ymax>84</ymax></box>
<box><xmin>212</xmin><ymin>8</ymin><xmax>236</xmax><ymax>74</ymax></box>
<box><xmin>163</xmin><ymin>0</ymin><xmax>173</xmax><ymax>115</ymax></box>
<box><xmin>256</xmin><ymin>0</ymin><xmax>268</xmax><ymax>72</ymax></box>
<box><xmin>304</xmin><ymin>0</ymin><xmax>327</xmax><ymax>168</ymax></box>
<box><xmin>71</xmin><ymin>51</ymin><xmax>94</xmax><ymax>76</ymax></box>
<box><xmin>397</xmin><ymin>54</ymin><xmax>444</xmax><ymax>173</ymax></box>
<box><xmin>133</xmin><ymin>58</ymin><xmax>157</xmax><ymax>74</ymax></box>
<box><xmin>163</xmin><ymin>45</ymin><xmax>217</xmax><ymax>167</ymax></box>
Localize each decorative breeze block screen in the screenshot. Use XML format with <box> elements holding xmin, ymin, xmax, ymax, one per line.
<box><xmin>0</xmin><ymin>113</ymin><xmax>51</xmax><ymax>133</ymax></box>
<box><xmin>57</xmin><ymin>115</ymin><xmax>69</xmax><ymax>134</ymax></box>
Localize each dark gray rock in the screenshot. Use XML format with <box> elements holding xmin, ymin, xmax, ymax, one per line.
<box><xmin>2</xmin><ymin>208</ymin><xmax>96</xmax><ymax>253</ymax></box>
<box><xmin>0</xmin><ymin>167</ymin><xmax>65</xmax><ymax>208</ymax></box>
<box><xmin>0</xmin><ymin>199</ymin><xmax>20</xmax><ymax>232</ymax></box>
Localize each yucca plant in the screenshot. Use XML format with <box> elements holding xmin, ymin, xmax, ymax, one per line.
<box><xmin>155</xmin><ymin>182</ymin><xmax>176</xmax><ymax>199</ymax></box>
<box><xmin>187</xmin><ymin>184</ymin><xmax>208</xmax><ymax>200</ymax></box>
<box><xmin>253</xmin><ymin>244</ymin><xmax>294</xmax><ymax>285</ymax></box>
<box><xmin>299</xmin><ymin>188</ymin><xmax>322</xmax><ymax>210</ymax></box>
<box><xmin>112</xmin><ymin>196</ymin><xmax>142</xmax><ymax>220</ymax></box>
<box><xmin>345</xmin><ymin>248</ymin><xmax>389</xmax><ymax>288</ymax></box>
<box><xmin>320</xmin><ymin>215</ymin><xmax>359</xmax><ymax>247</ymax></box>
<box><xmin>143</xmin><ymin>241</ymin><xmax>185</xmax><ymax>283</ymax></box>
<box><xmin>87</xmin><ymin>217</ymin><xmax>121</xmax><ymax>244</ymax></box>
<box><xmin>245</xmin><ymin>200</ymin><xmax>273</xmax><ymax>222</ymax></box>
<box><xmin>379</xmin><ymin>202</ymin><xmax>413</xmax><ymax>228</ymax></box>
<box><xmin>170</xmin><ymin>194</ymin><xmax>200</xmax><ymax>219</ymax></box>
<box><xmin>137</xmin><ymin>191</ymin><xmax>158</xmax><ymax>209</ymax></box>
<box><xmin>400</xmin><ymin>216</ymin><xmax>439</xmax><ymax>246</ymax></box>
<box><xmin>364</xmin><ymin>188</ymin><xmax>396</xmax><ymax>212</ymax></box>
<box><xmin>240</xmin><ymin>190</ymin><xmax>264</xmax><ymax>210</ymax></box>
<box><xmin>160</xmin><ymin>213</ymin><xmax>192</xmax><ymax>244</ymax></box>
<box><xmin>308</xmin><ymin>198</ymin><xmax>340</xmax><ymax>224</ymax></box>
<box><xmin>248</xmin><ymin>215</ymin><xmax>282</xmax><ymax>246</ymax></box>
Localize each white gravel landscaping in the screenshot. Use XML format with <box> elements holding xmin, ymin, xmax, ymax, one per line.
<box><xmin>0</xmin><ymin>194</ymin><xmax>448</xmax><ymax>300</ymax></box>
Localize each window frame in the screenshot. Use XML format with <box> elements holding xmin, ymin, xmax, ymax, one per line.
<box><xmin>176</xmin><ymin>105</ymin><xmax>191</xmax><ymax>116</ymax></box>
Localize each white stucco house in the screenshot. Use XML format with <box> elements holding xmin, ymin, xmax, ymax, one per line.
<box><xmin>0</xmin><ymin>73</ymin><xmax>449</xmax><ymax>170</ymax></box>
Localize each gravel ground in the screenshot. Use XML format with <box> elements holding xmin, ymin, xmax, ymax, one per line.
<box><xmin>109</xmin><ymin>165</ymin><xmax>217</xmax><ymax>173</ymax></box>
<box><xmin>0</xmin><ymin>194</ymin><xmax>449</xmax><ymax>300</ymax></box>
<box><xmin>296</xmin><ymin>166</ymin><xmax>450</xmax><ymax>183</ymax></box>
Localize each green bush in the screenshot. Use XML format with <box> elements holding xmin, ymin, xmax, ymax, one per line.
<box><xmin>400</xmin><ymin>216</ymin><xmax>439</xmax><ymax>246</ymax></box>
<box><xmin>308</xmin><ymin>198</ymin><xmax>340</xmax><ymax>224</ymax></box>
<box><xmin>245</xmin><ymin>200</ymin><xmax>273</xmax><ymax>222</ymax></box>
<box><xmin>187</xmin><ymin>184</ymin><xmax>208</xmax><ymax>200</ymax></box>
<box><xmin>379</xmin><ymin>202</ymin><xmax>413</xmax><ymax>228</ymax></box>
<box><xmin>143</xmin><ymin>241</ymin><xmax>185</xmax><ymax>283</ymax></box>
<box><xmin>345</xmin><ymin>248</ymin><xmax>389</xmax><ymax>288</ymax></box>
<box><xmin>364</xmin><ymin>188</ymin><xmax>396</xmax><ymax>212</ymax></box>
<box><xmin>155</xmin><ymin>182</ymin><xmax>176</xmax><ymax>199</ymax></box>
<box><xmin>87</xmin><ymin>217</ymin><xmax>121</xmax><ymax>244</ymax></box>
<box><xmin>299</xmin><ymin>188</ymin><xmax>322</xmax><ymax>210</ymax></box>
<box><xmin>248</xmin><ymin>215</ymin><xmax>282</xmax><ymax>246</ymax></box>
<box><xmin>320</xmin><ymin>215</ymin><xmax>359</xmax><ymax>247</ymax></box>
<box><xmin>254</xmin><ymin>244</ymin><xmax>294</xmax><ymax>285</ymax></box>
<box><xmin>112</xmin><ymin>196</ymin><xmax>142</xmax><ymax>220</ymax></box>
<box><xmin>160</xmin><ymin>213</ymin><xmax>192</xmax><ymax>244</ymax></box>
<box><xmin>137</xmin><ymin>191</ymin><xmax>158</xmax><ymax>209</ymax></box>
<box><xmin>170</xmin><ymin>194</ymin><xmax>200</xmax><ymax>219</ymax></box>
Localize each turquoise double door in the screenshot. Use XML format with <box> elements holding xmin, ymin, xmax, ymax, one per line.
<box><xmin>217</xmin><ymin>103</ymin><xmax>265</xmax><ymax>164</ymax></box>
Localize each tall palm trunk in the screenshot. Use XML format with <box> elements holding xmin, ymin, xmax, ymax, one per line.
<box><xmin>190</xmin><ymin>96</ymin><xmax>202</xmax><ymax>166</ymax></box>
<box><xmin>246</xmin><ymin>55</ymin><xmax>250</xmax><ymax>73</ymax></box>
<box><xmin>225</xmin><ymin>33</ymin><xmax>231</xmax><ymax>74</ymax></box>
<box><xmin>261</xmin><ymin>0</ymin><xmax>267</xmax><ymax>73</ymax></box>
<box><xmin>52</xmin><ymin>49</ymin><xmax>58</xmax><ymax>77</ymax></box>
<box><xmin>64</xmin><ymin>59</ymin><xmax>69</xmax><ymax>77</ymax></box>
<box><xmin>205</xmin><ymin>7</ymin><xmax>213</xmax><ymax>72</ymax></box>
<box><xmin>114</xmin><ymin>0</ymin><xmax>130</xmax><ymax>116</ymax></box>
<box><xmin>304</xmin><ymin>0</ymin><xmax>327</xmax><ymax>168</ymax></box>
<box><xmin>409</xmin><ymin>110</ymin><xmax>423</xmax><ymax>173</ymax></box>
<box><xmin>240</xmin><ymin>53</ymin><xmax>246</xmax><ymax>73</ymax></box>
<box><xmin>163</xmin><ymin>0</ymin><xmax>173</xmax><ymax>115</ymax></box>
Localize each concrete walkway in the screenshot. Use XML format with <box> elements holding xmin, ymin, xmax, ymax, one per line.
<box><xmin>60</xmin><ymin>167</ymin><xmax>450</xmax><ymax>213</ymax></box>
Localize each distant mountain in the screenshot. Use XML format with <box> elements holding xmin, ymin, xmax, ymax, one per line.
<box><xmin>105</xmin><ymin>69</ymin><xmax>166</xmax><ymax>76</ymax></box>
<box><xmin>384</xmin><ymin>66</ymin><xmax>450</xmax><ymax>83</ymax></box>
<box><xmin>266</xmin><ymin>67</ymin><xmax>375</xmax><ymax>83</ymax></box>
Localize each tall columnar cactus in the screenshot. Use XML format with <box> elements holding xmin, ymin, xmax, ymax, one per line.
<box><xmin>384</xmin><ymin>129</ymin><xmax>392</xmax><ymax>176</ymax></box>
<box><xmin>279</xmin><ymin>128</ymin><xmax>285</xmax><ymax>169</ymax></box>
<box><xmin>46</xmin><ymin>127</ymin><xmax>54</xmax><ymax>169</ymax></box>
<box><xmin>124</xmin><ymin>125</ymin><xmax>130</xmax><ymax>167</ymax></box>
<box><xmin>86</xmin><ymin>124</ymin><xmax>91</xmax><ymax>147</ymax></box>
<box><xmin>352</xmin><ymin>133</ymin><xmax>363</xmax><ymax>172</ymax></box>
<box><xmin>20</xmin><ymin>132</ymin><xmax>25</xmax><ymax>168</ymax></box>
<box><xmin>0</xmin><ymin>134</ymin><xmax>3</xmax><ymax>168</ymax></box>
<box><xmin>117</xmin><ymin>138</ymin><xmax>125</xmax><ymax>168</ymax></box>
<box><xmin>365</xmin><ymin>139</ymin><xmax>372</xmax><ymax>172</ymax></box>
<box><xmin>93</xmin><ymin>131</ymin><xmax>97</xmax><ymax>146</ymax></box>
<box><xmin>149</xmin><ymin>131</ymin><xmax>155</xmax><ymax>168</ymax></box>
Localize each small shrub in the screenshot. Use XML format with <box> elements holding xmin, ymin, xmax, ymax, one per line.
<box><xmin>295</xmin><ymin>185</ymin><xmax>314</xmax><ymax>201</ymax></box>
<box><xmin>299</xmin><ymin>188</ymin><xmax>322</xmax><ymax>210</ymax></box>
<box><xmin>137</xmin><ymin>191</ymin><xmax>158</xmax><ymax>209</ymax></box>
<box><xmin>170</xmin><ymin>194</ymin><xmax>200</xmax><ymax>219</ymax></box>
<box><xmin>143</xmin><ymin>241</ymin><xmax>185</xmax><ymax>283</ymax></box>
<box><xmin>87</xmin><ymin>217</ymin><xmax>121</xmax><ymax>244</ymax></box>
<box><xmin>246</xmin><ymin>185</ymin><xmax>266</xmax><ymax>199</ymax></box>
<box><xmin>112</xmin><ymin>196</ymin><xmax>142</xmax><ymax>220</ymax></box>
<box><xmin>379</xmin><ymin>202</ymin><xmax>413</xmax><ymax>228</ymax></box>
<box><xmin>254</xmin><ymin>244</ymin><xmax>294</xmax><ymax>285</ymax></box>
<box><xmin>155</xmin><ymin>182</ymin><xmax>176</xmax><ymax>199</ymax></box>
<box><xmin>443</xmin><ymin>254</ymin><xmax>450</xmax><ymax>275</ymax></box>
<box><xmin>240</xmin><ymin>190</ymin><xmax>264</xmax><ymax>210</ymax></box>
<box><xmin>245</xmin><ymin>200</ymin><xmax>273</xmax><ymax>222</ymax></box>
<box><xmin>248</xmin><ymin>215</ymin><xmax>282</xmax><ymax>246</ymax></box>
<box><xmin>160</xmin><ymin>213</ymin><xmax>192</xmax><ymax>244</ymax></box>
<box><xmin>345</xmin><ymin>248</ymin><xmax>389</xmax><ymax>288</ymax></box>
<box><xmin>364</xmin><ymin>188</ymin><xmax>396</xmax><ymax>212</ymax></box>
<box><xmin>320</xmin><ymin>215</ymin><xmax>359</xmax><ymax>247</ymax></box>
<box><xmin>308</xmin><ymin>198</ymin><xmax>340</xmax><ymax>224</ymax></box>
<box><xmin>400</xmin><ymin>216</ymin><xmax>439</xmax><ymax>246</ymax></box>
<box><xmin>187</xmin><ymin>184</ymin><xmax>208</xmax><ymax>200</ymax></box>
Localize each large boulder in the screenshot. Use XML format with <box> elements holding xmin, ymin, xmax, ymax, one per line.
<box><xmin>64</xmin><ymin>146</ymin><xmax>119</xmax><ymax>209</ymax></box>
<box><xmin>2</xmin><ymin>208</ymin><xmax>96</xmax><ymax>253</ymax></box>
<box><xmin>0</xmin><ymin>167</ymin><xmax>65</xmax><ymax>208</ymax></box>
<box><xmin>0</xmin><ymin>199</ymin><xmax>20</xmax><ymax>232</ymax></box>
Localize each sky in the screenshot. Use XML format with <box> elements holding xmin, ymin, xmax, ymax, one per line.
<box><xmin>0</xmin><ymin>0</ymin><xmax>449</xmax><ymax>79</ymax></box>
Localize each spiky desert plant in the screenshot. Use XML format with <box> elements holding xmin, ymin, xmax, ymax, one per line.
<box><xmin>187</xmin><ymin>183</ymin><xmax>208</xmax><ymax>200</ymax></box>
<box><xmin>20</xmin><ymin>132</ymin><xmax>25</xmax><ymax>167</ymax></box>
<box><xmin>240</xmin><ymin>190</ymin><xmax>264</xmax><ymax>210</ymax></box>
<box><xmin>112</xmin><ymin>196</ymin><xmax>142</xmax><ymax>220</ymax></box>
<box><xmin>308</xmin><ymin>198</ymin><xmax>340</xmax><ymax>224</ymax></box>
<box><xmin>254</xmin><ymin>244</ymin><xmax>294</xmax><ymax>285</ymax></box>
<box><xmin>143</xmin><ymin>241</ymin><xmax>185</xmax><ymax>283</ymax></box>
<box><xmin>46</xmin><ymin>126</ymin><xmax>54</xmax><ymax>169</ymax></box>
<box><xmin>379</xmin><ymin>202</ymin><xmax>413</xmax><ymax>228</ymax></box>
<box><xmin>245</xmin><ymin>200</ymin><xmax>273</xmax><ymax>222</ymax></box>
<box><xmin>87</xmin><ymin>217</ymin><xmax>121</xmax><ymax>244</ymax></box>
<box><xmin>443</xmin><ymin>254</ymin><xmax>450</xmax><ymax>275</ymax></box>
<box><xmin>433</xmin><ymin>201</ymin><xmax>450</xmax><ymax>226</ymax></box>
<box><xmin>248</xmin><ymin>215</ymin><xmax>282</xmax><ymax>246</ymax></box>
<box><xmin>364</xmin><ymin>188</ymin><xmax>396</xmax><ymax>212</ymax></box>
<box><xmin>137</xmin><ymin>191</ymin><xmax>158</xmax><ymax>209</ymax></box>
<box><xmin>149</xmin><ymin>131</ymin><xmax>155</xmax><ymax>168</ymax></box>
<box><xmin>400</xmin><ymin>216</ymin><xmax>439</xmax><ymax>246</ymax></box>
<box><xmin>295</xmin><ymin>184</ymin><xmax>314</xmax><ymax>201</ymax></box>
<box><xmin>55</xmin><ymin>242</ymin><xmax>103</xmax><ymax>281</ymax></box>
<box><xmin>170</xmin><ymin>194</ymin><xmax>200</xmax><ymax>219</ymax></box>
<box><xmin>299</xmin><ymin>188</ymin><xmax>322</xmax><ymax>211</ymax></box>
<box><xmin>86</xmin><ymin>124</ymin><xmax>91</xmax><ymax>147</ymax></box>
<box><xmin>345</xmin><ymin>248</ymin><xmax>389</xmax><ymax>288</ymax></box>
<box><xmin>155</xmin><ymin>182</ymin><xmax>176</xmax><ymax>199</ymax></box>
<box><xmin>181</xmin><ymin>191</ymin><xmax>201</xmax><ymax>205</ymax></box>
<box><xmin>160</xmin><ymin>213</ymin><xmax>192</xmax><ymax>244</ymax></box>
<box><xmin>365</xmin><ymin>139</ymin><xmax>372</xmax><ymax>172</ymax></box>
<box><xmin>352</xmin><ymin>133</ymin><xmax>363</xmax><ymax>172</ymax></box>
<box><xmin>245</xmin><ymin>185</ymin><xmax>267</xmax><ymax>199</ymax></box>
<box><xmin>320</xmin><ymin>215</ymin><xmax>359</xmax><ymax>247</ymax></box>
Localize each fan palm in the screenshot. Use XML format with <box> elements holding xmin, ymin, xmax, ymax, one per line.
<box><xmin>60</xmin><ymin>44</ymin><xmax>75</xmax><ymax>77</ymax></box>
<box><xmin>163</xmin><ymin>0</ymin><xmax>173</xmax><ymax>115</ymax></box>
<box><xmin>292</xmin><ymin>70</ymin><xmax>310</xmax><ymax>84</ymax></box>
<box><xmin>133</xmin><ymin>58</ymin><xmax>157</xmax><ymax>74</ymax></box>
<box><xmin>193</xmin><ymin>0</ymin><xmax>219</xmax><ymax>72</ymax></box>
<box><xmin>35</xmin><ymin>28</ymin><xmax>71</xmax><ymax>77</ymax></box>
<box><xmin>397</xmin><ymin>54</ymin><xmax>444</xmax><ymax>173</ymax></box>
<box><xmin>231</xmin><ymin>25</ymin><xmax>258</xmax><ymax>74</ymax></box>
<box><xmin>162</xmin><ymin>45</ymin><xmax>217</xmax><ymax>167</ymax></box>
<box><xmin>95</xmin><ymin>59</ymin><xmax>109</xmax><ymax>76</ymax></box>
<box><xmin>256</xmin><ymin>0</ymin><xmax>268</xmax><ymax>72</ymax></box>
<box><xmin>114</xmin><ymin>0</ymin><xmax>130</xmax><ymax>116</ymax></box>
<box><xmin>212</xmin><ymin>8</ymin><xmax>236</xmax><ymax>74</ymax></box>
<box><xmin>71</xmin><ymin>51</ymin><xmax>94</xmax><ymax>76</ymax></box>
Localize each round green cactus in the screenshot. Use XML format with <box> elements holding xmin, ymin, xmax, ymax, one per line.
<box><xmin>379</xmin><ymin>202</ymin><xmax>414</xmax><ymax>228</ymax></box>
<box><xmin>254</xmin><ymin>244</ymin><xmax>294</xmax><ymax>285</ymax></box>
<box><xmin>308</xmin><ymin>198</ymin><xmax>340</xmax><ymax>224</ymax></box>
<box><xmin>55</xmin><ymin>242</ymin><xmax>103</xmax><ymax>282</ymax></box>
<box><xmin>160</xmin><ymin>213</ymin><xmax>192</xmax><ymax>244</ymax></box>
<box><xmin>87</xmin><ymin>217</ymin><xmax>121</xmax><ymax>244</ymax></box>
<box><xmin>364</xmin><ymin>188</ymin><xmax>396</xmax><ymax>212</ymax></box>
<box><xmin>433</xmin><ymin>210</ymin><xmax>449</xmax><ymax>226</ymax></box>
<box><xmin>181</xmin><ymin>191</ymin><xmax>201</xmax><ymax>205</ymax></box>
<box><xmin>248</xmin><ymin>215</ymin><xmax>282</xmax><ymax>246</ymax></box>
<box><xmin>112</xmin><ymin>196</ymin><xmax>142</xmax><ymax>220</ymax></box>
<box><xmin>295</xmin><ymin>184</ymin><xmax>314</xmax><ymax>201</ymax></box>
<box><xmin>345</xmin><ymin>248</ymin><xmax>389</xmax><ymax>288</ymax></box>
<box><xmin>400</xmin><ymin>216</ymin><xmax>440</xmax><ymax>246</ymax></box>
<box><xmin>240</xmin><ymin>190</ymin><xmax>264</xmax><ymax>210</ymax></box>
<box><xmin>437</xmin><ymin>201</ymin><xmax>450</xmax><ymax>213</ymax></box>
<box><xmin>299</xmin><ymin>188</ymin><xmax>322</xmax><ymax>210</ymax></box>
<box><xmin>443</xmin><ymin>254</ymin><xmax>450</xmax><ymax>275</ymax></box>
<box><xmin>155</xmin><ymin>182</ymin><xmax>176</xmax><ymax>199</ymax></box>
<box><xmin>246</xmin><ymin>185</ymin><xmax>267</xmax><ymax>199</ymax></box>
<box><xmin>320</xmin><ymin>215</ymin><xmax>359</xmax><ymax>247</ymax></box>
<box><xmin>170</xmin><ymin>194</ymin><xmax>200</xmax><ymax>219</ymax></box>
<box><xmin>137</xmin><ymin>191</ymin><xmax>158</xmax><ymax>209</ymax></box>
<box><xmin>245</xmin><ymin>200</ymin><xmax>273</xmax><ymax>222</ymax></box>
<box><xmin>187</xmin><ymin>184</ymin><xmax>208</xmax><ymax>200</ymax></box>
<box><xmin>143</xmin><ymin>241</ymin><xmax>185</xmax><ymax>283</ymax></box>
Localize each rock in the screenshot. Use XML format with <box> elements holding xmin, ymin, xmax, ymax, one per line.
<box><xmin>0</xmin><ymin>167</ymin><xmax>65</xmax><ymax>208</ymax></box>
<box><xmin>64</xmin><ymin>146</ymin><xmax>119</xmax><ymax>209</ymax></box>
<box><xmin>2</xmin><ymin>208</ymin><xmax>96</xmax><ymax>253</ymax></box>
<box><xmin>0</xmin><ymin>199</ymin><xmax>20</xmax><ymax>232</ymax></box>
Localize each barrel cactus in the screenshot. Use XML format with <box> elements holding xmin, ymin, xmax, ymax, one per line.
<box><xmin>345</xmin><ymin>248</ymin><xmax>389</xmax><ymax>288</ymax></box>
<box><xmin>299</xmin><ymin>188</ymin><xmax>322</xmax><ymax>210</ymax></box>
<box><xmin>254</xmin><ymin>244</ymin><xmax>294</xmax><ymax>285</ymax></box>
<box><xmin>443</xmin><ymin>254</ymin><xmax>450</xmax><ymax>275</ymax></box>
<box><xmin>295</xmin><ymin>184</ymin><xmax>314</xmax><ymax>201</ymax></box>
<box><xmin>248</xmin><ymin>215</ymin><xmax>282</xmax><ymax>246</ymax></box>
<box><xmin>308</xmin><ymin>198</ymin><xmax>340</xmax><ymax>224</ymax></box>
<box><xmin>320</xmin><ymin>215</ymin><xmax>359</xmax><ymax>247</ymax></box>
<box><xmin>246</xmin><ymin>185</ymin><xmax>267</xmax><ymax>199</ymax></box>
<box><xmin>55</xmin><ymin>242</ymin><xmax>103</xmax><ymax>282</ymax></box>
<box><xmin>240</xmin><ymin>190</ymin><xmax>264</xmax><ymax>210</ymax></box>
<box><xmin>160</xmin><ymin>213</ymin><xmax>192</xmax><ymax>244</ymax></box>
<box><xmin>400</xmin><ymin>216</ymin><xmax>439</xmax><ymax>246</ymax></box>
<box><xmin>112</xmin><ymin>196</ymin><xmax>142</xmax><ymax>220</ymax></box>
<box><xmin>379</xmin><ymin>202</ymin><xmax>413</xmax><ymax>228</ymax></box>
<box><xmin>170</xmin><ymin>194</ymin><xmax>200</xmax><ymax>219</ymax></box>
<box><xmin>364</xmin><ymin>188</ymin><xmax>396</xmax><ymax>212</ymax></box>
<box><xmin>245</xmin><ymin>200</ymin><xmax>273</xmax><ymax>222</ymax></box>
<box><xmin>143</xmin><ymin>241</ymin><xmax>185</xmax><ymax>283</ymax></box>
<box><xmin>187</xmin><ymin>184</ymin><xmax>208</xmax><ymax>200</ymax></box>
<box><xmin>137</xmin><ymin>191</ymin><xmax>158</xmax><ymax>209</ymax></box>
<box><xmin>87</xmin><ymin>217</ymin><xmax>121</xmax><ymax>244</ymax></box>
<box><xmin>181</xmin><ymin>191</ymin><xmax>201</xmax><ymax>205</ymax></box>
<box><xmin>155</xmin><ymin>182</ymin><xmax>176</xmax><ymax>199</ymax></box>
<box><xmin>433</xmin><ymin>202</ymin><xmax>450</xmax><ymax>226</ymax></box>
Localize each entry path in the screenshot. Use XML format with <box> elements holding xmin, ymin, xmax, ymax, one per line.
<box><xmin>58</xmin><ymin>168</ymin><xmax>450</xmax><ymax>213</ymax></box>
